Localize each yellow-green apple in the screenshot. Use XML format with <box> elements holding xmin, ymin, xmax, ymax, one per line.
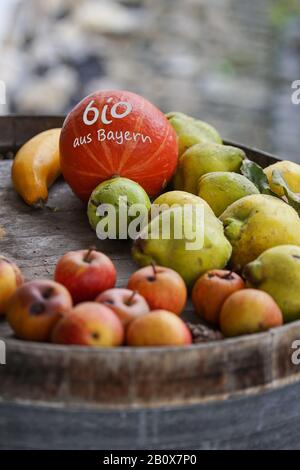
<box><xmin>192</xmin><ymin>269</ymin><xmax>245</xmax><ymax>325</ymax></box>
<box><xmin>127</xmin><ymin>265</ymin><xmax>187</xmax><ymax>316</ymax></box>
<box><xmin>96</xmin><ymin>288</ymin><xmax>150</xmax><ymax>327</ymax></box>
<box><xmin>54</xmin><ymin>248</ymin><xmax>116</xmax><ymax>303</ymax></box>
<box><xmin>51</xmin><ymin>302</ymin><xmax>124</xmax><ymax>347</ymax></box>
<box><xmin>126</xmin><ymin>309</ymin><xmax>192</xmax><ymax>346</ymax></box>
<box><xmin>0</xmin><ymin>256</ymin><xmax>23</xmax><ymax>316</ymax></box>
<box><xmin>220</xmin><ymin>288</ymin><xmax>283</xmax><ymax>337</ymax></box>
<box><xmin>7</xmin><ymin>279</ymin><xmax>73</xmax><ymax>341</ymax></box>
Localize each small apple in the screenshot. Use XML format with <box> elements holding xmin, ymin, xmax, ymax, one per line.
<box><xmin>51</xmin><ymin>302</ymin><xmax>124</xmax><ymax>347</ymax></box>
<box><xmin>7</xmin><ymin>279</ymin><xmax>73</xmax><ymax>341</ymax></box>
<box><xmin>127</xmin><ymin>264</ymin><xmax>187</xmax><ymax>316</ymax></box>
<box><xmin>220</xmin><ymin>288</ymin><xmax>283</xmax><ymax>337</ymax></box>
<box><xmin>0</xmin><ymin>256</ymin><xmax>23</xmax><ymax>316</ymax></box>
<box><xmin>96</xmin><ymin>288</ymin><xmax>150</xmax><ymax>327</ymax></box>
<box><xmin>192</xmin><ymin>269</ymin><xmax>245</xmax><ymax>325</ymax></box>
<box><xmin>54</xmin><ymin>247</ymin><xmax>117</xmax><ymax>303</ymax></box>
<box><xmin>126</xmin><ymin>309</ymin><xmax>192</xmax><ymax>346</ymax></box>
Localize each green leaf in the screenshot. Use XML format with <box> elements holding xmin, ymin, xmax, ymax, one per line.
<box><xmin>240</xmin><ymin>160</ymin><xmax>278</xmax><ymax>196</ymax></box>
<box><xmin>241</xmin><ymin>160</ymin><xmax>300</xmax><ymax>215</ymax></box>
<box><xmin>272</xmin><ymin>170</ymin><xmax>300</xmax><ymax>216</ymax></box>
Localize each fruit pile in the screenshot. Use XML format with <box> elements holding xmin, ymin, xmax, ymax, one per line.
<box><xmin>6</xmin><ymin>89</ymin><xmax>300</xmax><ymax>347</ymax></box>
<box><xmin>1</xmin><ymin>251</ymin><xmax>191</xmax><ymax>347</ymax></box>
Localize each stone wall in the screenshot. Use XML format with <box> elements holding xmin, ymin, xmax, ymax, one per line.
<box><xmin>0</xmin><ymin>0</ymin><xmax>299</xmax><ymax>160</ymax></box>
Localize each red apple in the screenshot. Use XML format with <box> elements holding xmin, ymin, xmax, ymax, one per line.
<box><xmin>6</xmin><ymin>279</ymin><xmax>73</xmax><ymax>341</ymax></box>
<box><xmin>54</xmin><ymin>248</ymin><xmax>116</xmax><ymax>303</ymax></box>
<box><xmin>220</xmin><ymin>289</ymin><xmax>283</xmax><ymax>337</ymax></box>
<box><xmin>51</xmin><ymin>302</ymin><xmax>124</xmax><ymax>347</ymax></box>
<box><xmin>96</xmin><ymin>288</ymin><xmax>150</xmax><ymax>327</ymax></box>
<box><xmin>192</xmin><ymin>269</ymin><xmax>245</xmax><ymax>325</ymax></box>
<box><xmin>127</xmin><ymin>264</ymin><xmax>187</xmax><ymax>315</ymax></box>
<box><xmin>0</xmin><ymin>256</ymin><xmax>23</xmax><ymax>316</ymax></box>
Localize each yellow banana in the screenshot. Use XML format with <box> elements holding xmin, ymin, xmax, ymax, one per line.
<box><xmin>12</xmin><ymin>128</ymin><xmax>61</xmax><ymax>207</ymax></box>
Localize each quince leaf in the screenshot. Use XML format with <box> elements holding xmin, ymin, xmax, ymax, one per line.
<box><xmin>240</xmin><ymin>159</ymin><xmax>278</xmax><ymax>196</ymax></box>
<box><xmin>272</xmin><ymin>170</ymin><xmax>300</xmax><ymax>216</ymax></box>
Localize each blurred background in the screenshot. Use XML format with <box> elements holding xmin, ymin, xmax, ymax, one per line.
<box><xmin>0</xmin><ymin>0</ymin><xmax>299</xmax><ymax>160</ymax></box>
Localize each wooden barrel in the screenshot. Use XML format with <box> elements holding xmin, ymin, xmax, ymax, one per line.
<box><xmin>1</xmin><ymin>116</ymin><xmax>300</xmax><ymax>449</ymax></box>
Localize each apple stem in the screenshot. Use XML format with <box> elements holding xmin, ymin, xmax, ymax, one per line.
<box><xmin>222</xmin><ymin>271</ymin><xmax>234</xmax><ymax>280</ymax></box>
<box><xmin>127</xmin><ymin>290</ymin><xmax>137</xmax><ymax>306</ymax></box>
<box><xmin>84</xmin><ymin>246</ymin><xmax>96</xmax><ymax>263</ymax></box>
<box><xmin>151</xmin><ymin>262</ymin><xmax>157</xmax><ymax>279</ymax></box>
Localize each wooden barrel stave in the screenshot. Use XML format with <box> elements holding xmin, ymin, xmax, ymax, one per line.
<box><xmin>1</xmin><ymin>379</ymin><xmax>300</xmax><ymax>450</ymax></box>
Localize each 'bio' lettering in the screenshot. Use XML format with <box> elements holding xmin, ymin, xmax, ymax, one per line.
<box><xmin>83</xmin><ymin>99</ymin><xmax>133</xmax><ymax>126</ymax></box>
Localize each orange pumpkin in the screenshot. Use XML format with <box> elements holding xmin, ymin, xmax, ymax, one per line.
<box><xmin>60</xmin><ymin>90</ymin><xmax>178</xmax><ymax>201</ymax></box>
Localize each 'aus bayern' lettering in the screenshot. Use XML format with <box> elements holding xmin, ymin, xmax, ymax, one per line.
<box><xmin>73</xmin><ymin>133</ymin><xmax>92</xmax><ymax>148</ymax></box>
<box><xmin>97</xmin><ymin>129</ymin><xmax>152</xmax><ymax>145</ymax></box>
